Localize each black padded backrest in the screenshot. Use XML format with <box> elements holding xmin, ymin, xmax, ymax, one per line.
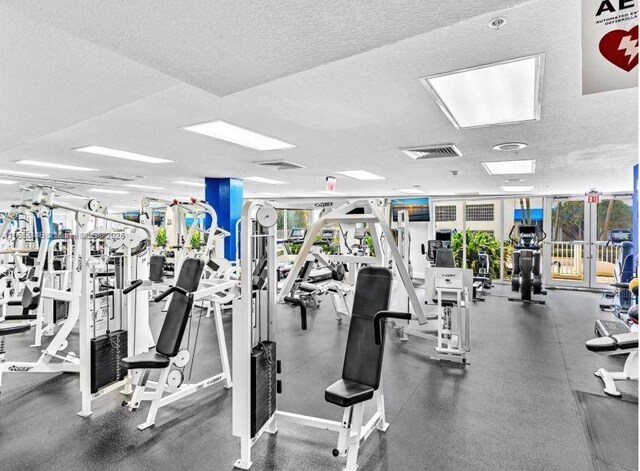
<box><xmin>427</xmin><ymin>240</ymin><xmax>442</xmax><ymax>262</ymax></box>
<box><xmin>342</xmin><ymin>267</ymin><xmax>392</xmax><ymax>389</ymax></box>
<box><xmin>156</xmin><ymin>258</ymin><xmax>204</xmax><ymax>357</ymax></box>
<box><xmin>620</xmin><ymin>242</ymin><xmax>634</xmax><ymax>282</ymax></box>
<box><xmin>149</xmin><ymin>255</ymin><xmax>165</xmax><ymax>283</ymax></box>
<box><xmin>22</xmin><ymin>268</ymin><xmax>44</xmax><ymax>310</ymax></box>
<box><xmin>436</xmin><ymin>248</ymin><xmax>456</xmax><ymax>268</ymax></box>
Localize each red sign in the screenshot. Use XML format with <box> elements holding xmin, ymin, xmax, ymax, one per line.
<box><xmin>599</xmin><ymin>25</ymin><xmax>639</xmax><ymax>72</ymax></box>
<box><xmin>326</xmin><ymin>176</ymin><xmax>336</xmax><ymax>192</ymax></box>
<box><xmin>586</xmin><ymin>192</ymin><xmax>601</xmax><ymax>204</ymax></box>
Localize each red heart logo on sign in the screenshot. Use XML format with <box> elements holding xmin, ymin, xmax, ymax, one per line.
<box><xmin>599</xmin><ymin>25</ymin><xmax>638</xmax><ymax>72</ymax></box>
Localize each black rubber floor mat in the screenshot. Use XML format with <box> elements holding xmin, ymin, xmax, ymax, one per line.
<box><xmin>574</xmin><ymin>390</ymin><xmax>638</xmax><ymax>471</ymax></box>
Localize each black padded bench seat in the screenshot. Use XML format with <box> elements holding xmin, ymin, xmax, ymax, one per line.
<box><xmin>121</xmin><ymin>258</ymin><xmax>204</xmax><ymax>372</ymax></box>
<box><xmin>121</xmin><ymin>351</ymin><xmax>171</xmax><ymax>369</ymax></box>
<box><xmin>586</xmin><ymin>332</ymin><xmax>638</xmax><ymax>353</ymax></box>
<box><xmin>0</xmin><ymin>322</ymin><xmax>32</xmax><ymax>336</ymax></box>
<box><xmin>324</xmin><ymin>267</ymin><xmax>393</xmax><ymax>409</ymax></box>
<box><xmin>325</xmin><ymin>379</ymin><xmax>374</xmax><ymax>407</ymax></box>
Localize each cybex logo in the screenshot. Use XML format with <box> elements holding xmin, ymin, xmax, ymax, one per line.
<box><xmin>315</xmin><ymin>202</ymin><xmax>333</xmax><ymax>208</ymax></box>
<box><xmin>9</xmin><ymin>365</ymin><xmax>33</xmax><ymax>372</ymax></box>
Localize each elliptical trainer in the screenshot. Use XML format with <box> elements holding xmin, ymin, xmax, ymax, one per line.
<box><xmin>509</xmin><ymin>224</ymin><xmax>547</xmax><ymax>304</ymax></box>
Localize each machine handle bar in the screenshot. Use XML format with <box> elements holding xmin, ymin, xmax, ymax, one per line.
<box><xmin>374</xmin><ymin>311</ymin><xmax>412</xmax><ymax>345</ymax></box>
<box><xmin>123</xmin><ymin>279</ymin><xmax>143</xmax><ymax>295</ymax></box>
<box><xmin>283</xmin><ymin>296</ymin><xmax>307</xmax><ymax>331</ymax></box>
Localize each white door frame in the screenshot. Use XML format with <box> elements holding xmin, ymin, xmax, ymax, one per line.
<box><xmin>543</xmin><ymin>196</ymin><xmax>591</xmax><ymax>288</ymax></box>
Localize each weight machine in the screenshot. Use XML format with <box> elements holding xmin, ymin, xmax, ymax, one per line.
<box><xmin>232</xmin><ymin>200</ymin><xmax>411</xmax><ymax>470</ymax></box>
<box><xmin>278</xmin><ymin>200</ymin><xmax>427</xmax><ymax>324</ymax></box>
<box><xmin>0</xmin><ymin>186</ymin><xmax>155</xmax><ymax>417</ymax></box>
<box><xmin>120</xmin><ymin>257</ymin><xmax>236</xmax><ymax>430</ymax></box>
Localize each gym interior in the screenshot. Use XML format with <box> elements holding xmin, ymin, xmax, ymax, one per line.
<box><xmin>0</xmin><ymin>2</ymin><xmax>638</xmax><ymax>470</ymax></box>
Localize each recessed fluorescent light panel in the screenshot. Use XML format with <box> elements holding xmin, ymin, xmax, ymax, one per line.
<box><xmin>420</xmin><ymin>54</ymin><xmax>544</xmax><ymax>129</ymax></box>
<box><xmin>0</xmin><ymin>169</ymin><xmax>49</xmax><ymax>177</ymax></box>
<box><xmin>500</xmin><ymin>185</ymin><xmax>534</xmax><ymax>192</ymax></box>
<box><xmin>244</xmin><ymin>176</ymin><xmax>286</xmax><ymax>185</ymax></box>
<box><xmin>16</xmin><ymin>160</ymin><xmax>98</xmax><ymax>172</ymax></box>
<box><xmin>0</xmin><ymin>179</ymin><xmax>17</xmax><ymax>185</ymax></box>
<box><xmin>335</xmin><ymin>170</ymin><xmax>386</xmax><ymax>181</ymax></box>
<box><xmin>173</xmin><ymin>180</ymin><xmax>206</xmax><ymax>188</ymax></box>
<box><xmin>74</xmin><ymin>146</ymin><xmax>173</xmax><ymax>164</ymax></box>
<box><xmin>397</xmin><ymin>188</ymin><xmax>426</xmax><ymax>195</ymax></box>
<box><xmin>88</xmin><ymin>189</ymin><xmax>130</xmax><ymax>195</ymax></box>
<box><xmin>182</xmin><ymin>121</ymin><xmax>295</xmax><ymax>151</ymax></box>
<box><xmin>124</xmin><ymin>184</ymin><xmax>165</xmax><ymax>190</ymax></box>
<box><xmin>482</xmin><ymin>159</ymin><xmax>536</xmax><ymax>175</ymax></box>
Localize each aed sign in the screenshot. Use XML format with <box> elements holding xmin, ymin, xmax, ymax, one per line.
<box><xmin>582</xmin><ymin>0</ymin><xmax>639</xmax><ymax>94</ymax></box>
<box><xmin>586</xmin><ymin>191</ymin><xmax>601</xmax><ymax>204</ymax></box>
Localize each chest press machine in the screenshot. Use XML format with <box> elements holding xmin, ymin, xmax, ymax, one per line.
<box><xmin>233</xmin><ymin>200</ymin><xmax>411</xmax><ymax>470</ymax></box>
<box><xmin>120</xmin><ymin>257</ymin><xmax>236</xmax><ymax>430</ymax></box>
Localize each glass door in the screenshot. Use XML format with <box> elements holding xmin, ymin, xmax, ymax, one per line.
<box><xmin>544</xmin><ymin>195</ymin><xmax>633</xmax><ymax>289</ymax></box>
<box><xmin>547</xmin><ymin>197</ymin><xmax>589</xmax><ymax>287</ymax></box>
<box><xmin>591</xmin><ymin>196</ymin><xmax>634</xmax><ymax>288</ymax></box>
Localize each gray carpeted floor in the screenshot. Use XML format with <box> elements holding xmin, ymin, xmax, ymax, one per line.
<box><xmin>0</xmin><ymin>284</ymin><xmax>637</xmax><ymax>470</ymax></box>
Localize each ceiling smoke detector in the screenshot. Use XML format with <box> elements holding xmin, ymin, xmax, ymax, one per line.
<box><xmin>493</xmin><ymin>142</ymin><xmax>528</xmax><ymax>151</ymax></box>
<box><xmin>489</xmin><ymin>17</ymin><xmax>507</xmax><ymax>30</ymax></box>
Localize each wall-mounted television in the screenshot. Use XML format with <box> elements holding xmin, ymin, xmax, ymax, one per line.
<box><xmin>390</xmin><ymin>198</ymin><xmax>430</xmax><ymax>222</ymax></box>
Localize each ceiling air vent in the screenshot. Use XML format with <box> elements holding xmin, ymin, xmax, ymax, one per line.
<box><xmin>254</xmin><ymin>160</ymin><xmax>305</xmax><ymax>170</ymax></box>
<box><xmin>401</xmin><ymin>144</ymin><xmax>462</xmax><ymax>160</ymax></box>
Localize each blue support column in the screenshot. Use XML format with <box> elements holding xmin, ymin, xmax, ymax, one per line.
<box><xmin>633</xmin><ymin>164</ymin><xmax>638</xmax><ymax>267</ymax></box>
<box><xmin>204</xmin><ymin>178</ymin><xmax>243</xmax><ymax>261</ymax></box>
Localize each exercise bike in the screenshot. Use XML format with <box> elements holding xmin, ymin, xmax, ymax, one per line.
<box><xmin>509</xmin><ymin>224</ymin><xmax>547</xmax><ymax>304</ymax></box>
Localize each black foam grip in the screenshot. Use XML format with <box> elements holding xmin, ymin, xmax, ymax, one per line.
<box><xmin>123</xmin><ymin>279</ymin><xmax>143</xmax><ymax>295</ymax></box>
<box><xmin>153</xmin><ymin>285</ymin><xmax>189</xmax><ymax>303</ymax></box>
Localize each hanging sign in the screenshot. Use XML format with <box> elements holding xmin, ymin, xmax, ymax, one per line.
<box><xmin>582</xmin><ymin>0</ymin><xmax>639</xmax><ymax>95</ymax></box>
<box><xmin>586</xmin><ymin>190</ymin><xmax>602</xmax><ymax>204</ymax></box>
<box><xmin>326</xmin><ymin>176</ymin><xmax>337</xmax><ymax>192</ymax></box>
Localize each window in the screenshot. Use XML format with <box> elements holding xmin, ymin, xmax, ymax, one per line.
<box><xmin>435</xmin><ymin>205</ymin><xmax>456</xmax><ymax>222</ymax></box>
<box><xmin>466</xmin><ymin>203</ymin><xmax>494</xmax><ymax>222</ymax></box>
<box><xmin>277</xmin><ymin>209</ymin><xmax>313</xmax><ymax>239</ymax></box>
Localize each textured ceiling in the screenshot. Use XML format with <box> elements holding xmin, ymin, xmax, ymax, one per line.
<box><xmin>3</xmin><ymin>0</ymin><xmax>532</xmax><ymax>96</ymax></box>
<box><xmin>0</xmin><ymin>0</ymin><xmax>636</xmax><ymax>208</ymax></box>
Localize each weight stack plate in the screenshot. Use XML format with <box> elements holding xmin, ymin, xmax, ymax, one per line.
<box><xmin>90</xmin><ymin>330</ymin><xmax>128</xmax><ymax>394</ymax></box>
<box><xmin>251</xmin><ymin>341</ymin><xmax>276</xmax><ymax>437</ymax></box>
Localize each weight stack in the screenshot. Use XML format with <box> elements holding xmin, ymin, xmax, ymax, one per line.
<box><xmin>251</xmin><ymin>341</ymin><xmax>276</xmax><ymax>437</ymax></box>
<box><xmin>90</xmin><ymin>330</ymin><xmax>128</xmax><ymax>394</ymax></box>
<box><xmin>53</xmin><ymin>299</ymin><xmax>69</xmax><ymax>323</ymax></box>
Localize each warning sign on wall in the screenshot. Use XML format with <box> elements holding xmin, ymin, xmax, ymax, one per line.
<box><xmin>582</xmin><ymin>0</ymin><xmax>639</xmax><ymax>95</ymax></box>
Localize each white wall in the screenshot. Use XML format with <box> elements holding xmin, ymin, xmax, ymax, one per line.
<box><xmin>408</xmin><ymin>221</ymin><xmax>430</xmax><ymax>279</ymax></box>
